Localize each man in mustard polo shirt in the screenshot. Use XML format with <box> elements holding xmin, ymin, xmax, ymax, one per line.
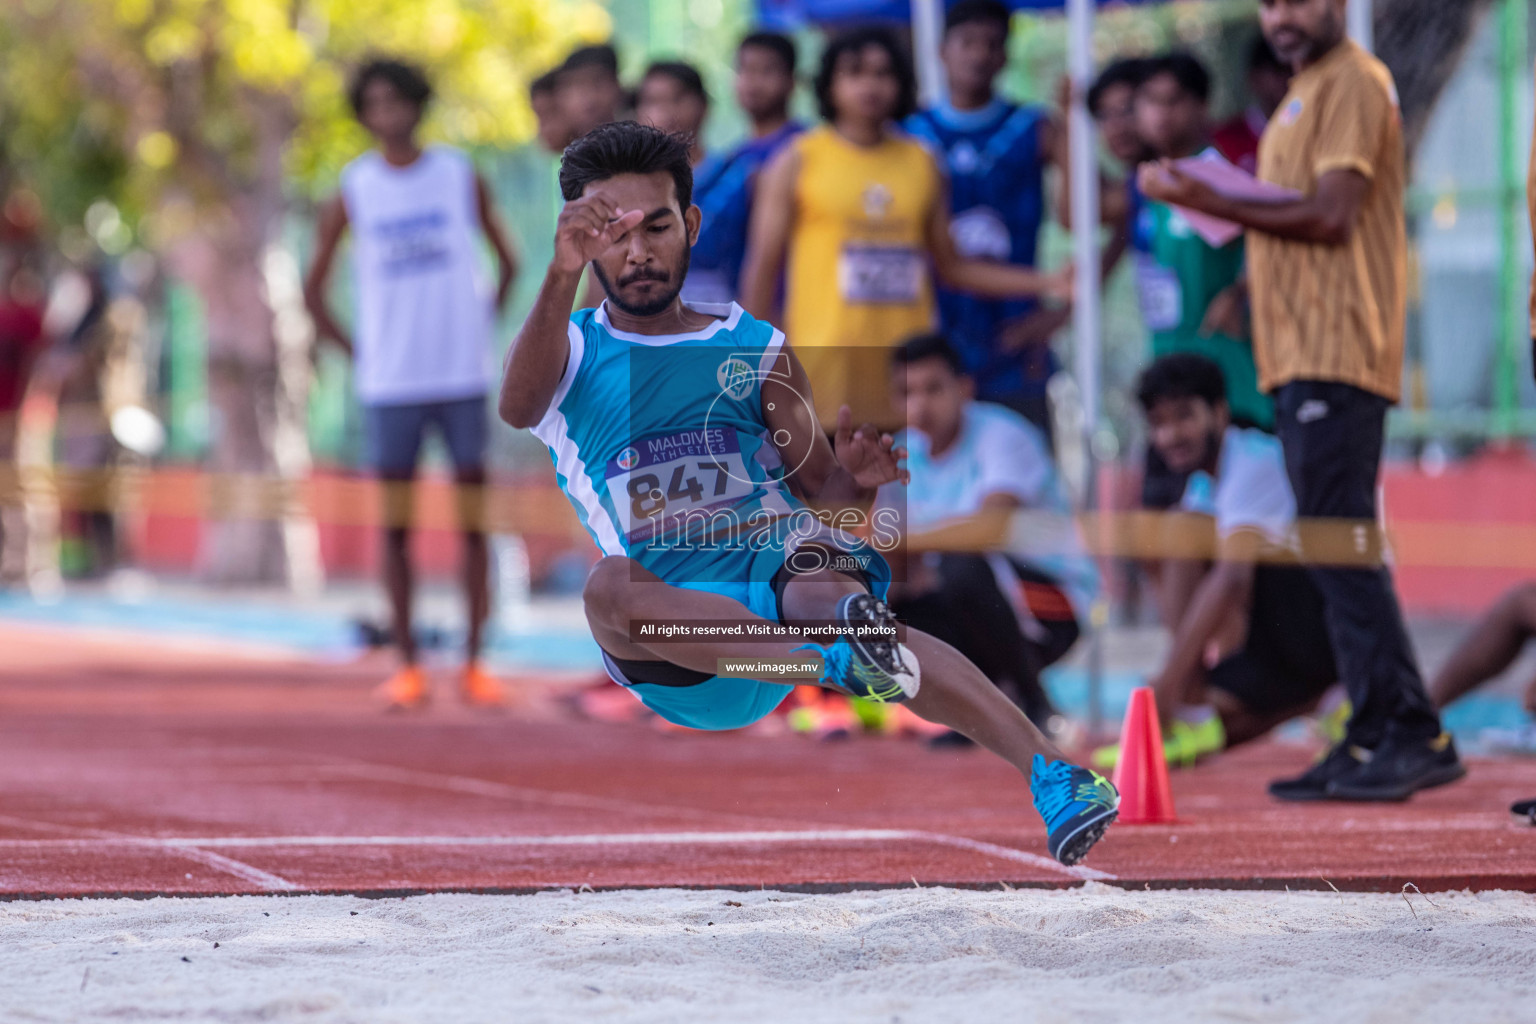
<box><xmin>1139</xmin><ymin>0</ymin><xmax>1462</xmax><ymax>802</ymax></box>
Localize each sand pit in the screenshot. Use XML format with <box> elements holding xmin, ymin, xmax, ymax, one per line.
<box><xmin>4</xmin><ymin>885</ymin><xmax>1534</xmax><ymax>1022</ymax></box>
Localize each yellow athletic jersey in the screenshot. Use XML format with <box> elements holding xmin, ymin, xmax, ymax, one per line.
<box><xmin>785</xmin><ymin>125</ymin><xmax>940</xmax><ymax>430</ymax></box>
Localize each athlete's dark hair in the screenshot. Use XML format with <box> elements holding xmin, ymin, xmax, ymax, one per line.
<box><xmin>1248</xmin><ymin>34</ymin><xmax>1287</xmax><ymax>74</ymax></box>
<box><xmin>348</xmin><ymin>58</ymin><xmax>432</xmax><ymax>119</ymax></box>
<box><xmin>1136</xmin><ymin>353</ymin><xmax>1227</xmax><ymax>413</ymax></box>
<box><xmin>892</xmin><ymin>333</ymin><xmax>966</xmax><ymax>377</ymax></box>
<box><xmin>945</xmin><ymin>0</ymin><xmax>1011</xmax><ymax>36</ymax></box>
<box><xmin>530</xmin><ymin>69</ymin><xmax>563</xmax><ymax>99</ymax></box>
<box><xmin>1145</xmin><ymin>52</ymin><xmax>1212</xmax><ymax>104</ymax></box>
<box><xmin>559</xmin><ymin>121</ymin><xmax>694</xmax><ymax>210</ymax></box>
<box><xmin>738</xmin><ymin>31</ymin><xmax>797</xmax><ymax>75</ymax></box>
<box><xmin>813</xmin><ymin>25</ymin><xmax>917</xmax><ymax>123</ymax></box>
<box><xmin>641</xmin><ymin>61</ymin><xmax>708</xmax><ymax>104</ymax></box>
<box><xmin>564</xmin><ymin>43</ymin><xmax>620</xmax><ymax>79</ymax></box>
<box><xmin>1087</xmin><ymin>57</ymin><xmax>1152</xmax><ymax>117</ymax></box>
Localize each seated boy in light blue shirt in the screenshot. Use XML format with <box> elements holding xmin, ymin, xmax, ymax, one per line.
<box><xmin>879</xmin><ymin>334</ymin><xmax>1098</xmax><ymax>741</ymax></box>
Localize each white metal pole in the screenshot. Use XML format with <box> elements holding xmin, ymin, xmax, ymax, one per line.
<box><xmin>1348</xmin><ymin>0</ymin><xmax>1374</xmax><ymax>52</ymax></box>
<box><xmin>1066</xmin><ymin>0</ymin><xmax>1105</xmax><ymax>735</ymax></box>
<box><xmin>912</xmin><ymin>0</ymin><xmax>948</xmax><ymax>108</ymax></box>
<box><xmin>1067</xmin><ymin>0</ymin><xmax>1101</xmax><ymax>459</ymax></box>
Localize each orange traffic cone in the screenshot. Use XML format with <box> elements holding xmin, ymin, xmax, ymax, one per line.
<box><xmin>1111</xmin><ymin>686</ymin><xmax>1177</xmax><ymax>824</ymax></box>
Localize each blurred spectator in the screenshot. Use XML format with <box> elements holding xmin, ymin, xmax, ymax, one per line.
<box><xmin>1092</xmin><ymin>353</ymin><xmax>1336</xmax><ymax>770</ymax></box>
<box><xmin>1132</xmin><ymin>52</ymin><xmax>1271</xmax><ymax>529</ymax></box>
<box><xmin>740</xmin><ymin>26</ymin><xmax>1065</xmax><ymax>431</ymax></box>
<box><xmin>1008</xmin><ymin>58</ymin><xmax>1158</xmax><ymax>403</ymax></box>
<box><xmin>304</xmin><ymin>58</ymin><xmax>518</xmax><ymax>711</ymax></box>
<box><xmin>1212</xmin><ymin>36</ymin><xmax>1292</xmax><ymax>175</ymax></box>
<box><xmin>905</xmin><ymin>0</ymin><xmax>1062</xmax><ymax>442</ymax></box>
<box><xmin>1076</xmin><ymin>59</ymin><xmax>1154</xmax><ymax>236</ymax></box>
<box><xmin>634</xmin><ymin>61</ymin><xmax>709</xmax><ymax>164</ymax></box>
<box><xmin>1046</xmin><ymin>58</ymin><xmax>1153</xmax><ymax>311</ymax></box>
<box><xmin>52</xmin><ymin>264</ymin><xmax>115</xmax><ymax>579</ymax></box>
<box><xmin>561</xmin><ymin>44</ymin><xmax>627</xmax><ymax>139</ymax></box>
<box><xmin>530</xmin><ymin>69</ymin><xmax>574</xmax><ymax>154</ymax></box>
<box><xmin>561</xmin><ymin>44</ymin><xmax>629</xmax><ymax>309</ymax></box>
<box><xmin>681</xmin><ymin>32</ymin><xmax>803</xmax><ymax>307</ymax></box>
<box><xmin>1430</xmin><ymin>584</ymin><xmax>1536</xmax><ymax>754</ymax></box>
<box><xmin>880</xmin><ymin>334</ymin><xmax>1097</xmax><ymax>739</ymax></box>
<box><xmin>1089</xmin><ymin>58</ymin><xmax>1155</xmax><ymax>168</ymax></box>
<box><xmin>0</xmin><ymin>259</ymin><xmax>46</xmax><ymax>585</ymax></box>
<box><xmin>1139</xmin><ymin>0</ymin><xmax>1459</xmax><ymax>801</ymax></box>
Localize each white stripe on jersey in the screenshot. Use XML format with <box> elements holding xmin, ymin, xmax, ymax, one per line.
<box><xmin>533</xmin><ymin>323</ymin><xmax>624</xmax><ymax>555</ymax></box>
<box><xmin>753</xmin><ymin>328</ymin><xmax>795</xmax><ymax>520</ymax></box>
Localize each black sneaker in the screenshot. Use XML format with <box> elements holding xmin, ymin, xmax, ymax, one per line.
<box><xmin>1511</xmin><ymin>798</ymin><xmax>1536</xmax><ymax>825</ymax></box>
<box><xmin>1325</xmin><ymin>732</ymin><xmax>1466</xmax><ymax>802</ymax></box>
<box><xmin>1268</xmin><ymin>742</ymin><xmax>1366</xmax><ymax>801</ymax></box>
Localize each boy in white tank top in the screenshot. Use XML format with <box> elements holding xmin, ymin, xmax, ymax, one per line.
<box><xmin>303</xmin><ymin>58</ymin><xmax>520</xmax><ymax>710</ymax></box>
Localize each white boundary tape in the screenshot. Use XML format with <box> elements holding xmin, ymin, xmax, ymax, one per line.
<box><xmin>0</xmin><ymin>828</ymin><xmax>1111</xmax><ymax>882</ymax></box>
<box><xmin>0</xmin><ymin>813</ymin><xmax>297</xmax><ymax>892</ymax></box>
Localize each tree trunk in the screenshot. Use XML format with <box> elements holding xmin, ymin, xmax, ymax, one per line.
<box><xmin>166</xmin><ymin>213</ymin><xmax>288</xmax><ymax>585</ymax></box>
<box><xmin>1376</xmin><ymin>0</ymin><xmax>1500</xmax><ymax>157</ymax></box>
<box><xmin>160</xmin><ymin>90</ymin><xmax>320</xmax><ymax>589</ymax></box>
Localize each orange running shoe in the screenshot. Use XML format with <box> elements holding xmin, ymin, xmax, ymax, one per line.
<box><xmin>375</xmin><ymin>665</ymin><xmax>428</xmax><ymax>710</ymax></box>
<box><xmin>460</xmin><ymin>663</ymin><xmax>507</xmax><ymax>708</ymax></box>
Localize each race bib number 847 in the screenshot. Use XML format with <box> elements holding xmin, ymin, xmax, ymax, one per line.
<box><xmin>604</xmin><ymin>428</ymin><xmax>755</xmax><ymax>543</ymax></box>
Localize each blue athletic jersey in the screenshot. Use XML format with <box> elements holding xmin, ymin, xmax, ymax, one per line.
<box><xmin>531</xmin><ymin>302</ymin><xmax>802</xmax><ymax>583</ymax></box>
<box><xmin>905</xmin><ymin>100</ymin><xmax>1058</xmax><ymax>401</ymax></box>
<box><xmin>683</xmin><ymin>122</ymin><xmax>805</xmax><ymax>305</ymax></box>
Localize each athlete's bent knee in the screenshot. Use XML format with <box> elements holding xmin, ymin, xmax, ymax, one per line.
<box><xmin>583</xmin><ymin>555</ymin><xmax>641</xmax><ymax>630</ymax></box>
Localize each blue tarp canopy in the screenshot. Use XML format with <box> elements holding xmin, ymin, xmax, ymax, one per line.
<box><xmin>757</xmin><ymin>0</ymin><xmax>1157</xmax><ymax>28</ymax></box>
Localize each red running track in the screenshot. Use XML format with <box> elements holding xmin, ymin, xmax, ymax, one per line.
<box><xmin>3</xmin><ymin>624</ymin><xmax>1535</xmax><ymax>898</ymax></box>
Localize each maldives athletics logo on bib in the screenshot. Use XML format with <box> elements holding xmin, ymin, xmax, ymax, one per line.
<box><xmin>615</xmin><ymin>446</ymin><xmax>640</xmax><ymax>471</ymax></box>
<box><xmin>717</xmin><ymin>356</ymin><xmax>755</xmax><ymax>401</ymax></box>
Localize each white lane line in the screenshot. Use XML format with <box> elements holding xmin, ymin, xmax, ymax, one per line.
<box><xmin>0</xmin><ymin>829</ymin><xmax>1106</xmax><ymax>881</ymax></box>
<box><xmin>911</xmin><ymin>832</ymin><xmax>1114</xmax><ymax>881</ymax></box>
<box><xmin>0</xmin><ymin>813</ymin><xmax>297</xmax><ymax>892</ymax></box>
<box><xmin>155</xmin><ymin>845</ymin><xmax>299</xmax><ymax>892</ymax></box>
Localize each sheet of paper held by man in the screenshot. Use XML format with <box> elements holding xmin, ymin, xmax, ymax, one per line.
<box><xmin>1158</xmin><ymin>150</ymin><xmax>1302</xmax><ymax>248</ymax></box>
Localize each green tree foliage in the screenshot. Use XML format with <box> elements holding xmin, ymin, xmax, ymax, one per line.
<box><xmin>0</xmin><ymin>0</ymin><xmax>610</xmax><ymax>241</ymax></box>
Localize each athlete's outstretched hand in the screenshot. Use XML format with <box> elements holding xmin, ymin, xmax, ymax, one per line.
<box><xmin>833</xmin><ymin>406</ymin><xmax>909</xmax><ymax>489</ymax></box>
<box><xmin>553</xmin><ymin>196</ymin><xmax>646</xmax><ymax>274</ymax></box>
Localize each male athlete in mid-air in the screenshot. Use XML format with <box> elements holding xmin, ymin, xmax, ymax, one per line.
<box><xmin>498</xmin><ymin>122</ymin><xmax>1117</xmax><ymax>865</ymax></box>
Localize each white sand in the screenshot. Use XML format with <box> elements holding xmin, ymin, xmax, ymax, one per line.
<box><xmin>4</xmin><ymin>885</ymin><xmax>1534</xmax><ymax>1023</ymax></box>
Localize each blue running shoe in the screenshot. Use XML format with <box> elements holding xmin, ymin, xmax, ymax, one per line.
<box><xmin>1030</xmin><ymin>755</ymin><xmax>1119</xmax><ymax>866</ymax></box>
<box><xmin>793</xmin><ymin>593</ymin><xmax>920</xmax><ymax>703</ymax></box>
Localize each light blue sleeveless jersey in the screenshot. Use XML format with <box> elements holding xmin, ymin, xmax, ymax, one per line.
<box><xmin>531</xmin><ymin>302</ymin><xmax>804</xmax><ymax>585</ymax></box>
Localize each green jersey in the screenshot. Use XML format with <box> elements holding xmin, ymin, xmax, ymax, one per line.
<box><xmin>1133</xmin><ymin>197</ymin><xmax>1273</xmax><ymax>430</ymax></box>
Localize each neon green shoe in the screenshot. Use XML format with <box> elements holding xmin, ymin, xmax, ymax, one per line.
<box><xmin>1164</xmin><ymin>715</ymin><xmax>1226</xmax><ymax>766</ymax></box>
<box><xmin>1090</xmin><ymin>715</ymin><xmax>1226</xmax><ymax>771</ymax></box>
<box><xmin>1312</xmin><ymin>699</ymin><xmax>1352</xmax><ymax>748</ymax></box>
<box><xmin>1090</xmin><ymin>740</ymin><xmax>1121</xmax><ymax>771</ymax></box>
